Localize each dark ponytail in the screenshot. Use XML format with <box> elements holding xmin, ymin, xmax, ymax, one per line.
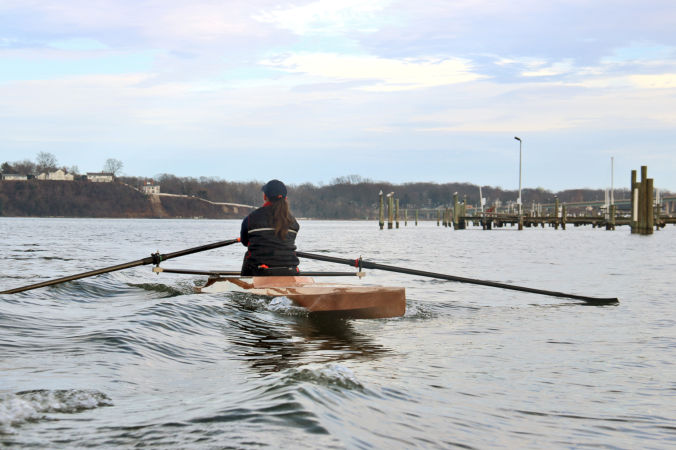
<box><xmin>270</xmin><ymin>197</ymin><xmax>292</xmax><ymax>239</ymax></box>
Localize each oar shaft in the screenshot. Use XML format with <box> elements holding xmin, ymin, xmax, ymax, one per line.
<box><xmin>0</xmin><ymin>259</ymin><xmax>150</xmax><ymax>294</ymax></box>
<box><xmin>1</xmin><ymin>238</ymin><xmax>240</xmax><ymax>295</ymax></box>
<box><xmin>296</xmin><ymin>251</ymin><xmax>618</xmax><ymax>305</ymax></box>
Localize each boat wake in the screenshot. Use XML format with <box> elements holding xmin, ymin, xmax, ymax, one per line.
<box><xmin>268</xmin><ymin>296</ymin><xmax>310</xmax><ymax>315</ymax></box>
<box><xmin>283</xmin><ymin>363</ymin><xmax>364</xmax><ymax>391</ymax></box>
<box><xmin>0</xmin><ymin>389</ymin><xmax>112</xmax><ymax>434</ymax></box>
<box><xmin>226</xmin><ymin>292</ymin><xmax>310</xmax><ymax>317</ymax></box>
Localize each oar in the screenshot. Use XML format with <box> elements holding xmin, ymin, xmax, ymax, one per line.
<box><xmin>1</xmin><ymin>238</ymin><xmax>241</xmax><ymax>295</ymax></box>
<box><xmin>296</xmin><ymin>251</ymin><xmax>619</xmax><ymax>305</ymax></box>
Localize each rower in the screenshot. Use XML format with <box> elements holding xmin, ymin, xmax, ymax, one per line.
<box><xmin>239</xmin><ymin>179</ymin><xmax>300</xmax><ymax>276</ymax></box>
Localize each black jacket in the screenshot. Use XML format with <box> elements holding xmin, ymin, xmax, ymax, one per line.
<box><xmin>240</xmin><ymin>204</ymin><xmax>299</xmax><ymax>272</ymax></box>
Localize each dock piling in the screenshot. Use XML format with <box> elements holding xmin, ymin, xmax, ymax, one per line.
<box><xmin>631</xmin><ymin>166</ymin><xmax>654</xmax><ymax>235</ymax></box>
<box><xmin>388</xmin><ymin>195</ymin><xmax>394</xmax><ymax>229</ymax></box>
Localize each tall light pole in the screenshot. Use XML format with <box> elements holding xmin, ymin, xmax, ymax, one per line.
<box><xmin>610</xmin><ymin>156</ymin><xmax>614</xmax><ymax>206</ymax></box>
<box><xmin>514</xmin><ymin>136</ymin><xmax>522</xmax><ymax>216</ymax></box>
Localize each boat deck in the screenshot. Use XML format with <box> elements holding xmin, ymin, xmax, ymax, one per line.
<box><xmin>196</xmin><ymin>276</ymin><xmax>406</xmax><ymax>319</ymax></box>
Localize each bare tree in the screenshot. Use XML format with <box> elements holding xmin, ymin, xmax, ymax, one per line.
<box><xmin>103</xmin><ymin>158</ymin><xmax>123</xmax><ymax>176</ymax></box>
<box><xmin>36</xmin><ymin>152</ymin><xmax>58</xmax><ymax>173</ymax></box>
<box><xmin>12</xmin><ymin>159</ymin><xmax>37</xmax><ymax>175</ymax></box>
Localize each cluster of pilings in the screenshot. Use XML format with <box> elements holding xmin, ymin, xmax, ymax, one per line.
<box><xmin>378</xmin><ymin>191</ymin><xmax>419</xmax><ymax>229</ymax></box>
<box><xmin>630</xmin><ymin>166</ymin><xmax>655</xmax><ymax>235</ymax></box>
<box><xmin>377</xmin><ymin>166</ymin><xmax>673</xmax><ymax>232</ymax></box>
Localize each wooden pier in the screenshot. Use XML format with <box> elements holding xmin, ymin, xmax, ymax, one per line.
<box><xmin>377</xmin><ymin>166</ymin><xmax>675</xmax><ymax>232</ymax></box>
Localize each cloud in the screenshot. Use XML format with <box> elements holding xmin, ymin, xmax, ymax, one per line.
<box><xmin>2</xmin><ymin>1</ymin><xmax>676</xmax><ymax>188</ymax></box>
<box><xmin>48</xmin><ymin>38</ymin><xmax>109</xmax><ymax>51</ymax></box>
<box><xmin>629</xmin><ymin>73</ymin><xmax>676</xmax><ymax>89</ymax></box>
<box><xmin>520</xmin><ymin>60</ymin><xmax>575</xmax><ymax>78</ymax></box>
<box><xmin>262</xmin><ymin>52</ymin><xmax>486</xmax><ymax>91</ymax></box>
<box><xmin>254</xmin><ymin>0</ymin><xmax>393</xmax><ymax>35</ymax></box>
<box><xmin>0</xmin><ymin>1</ymin><xmax>277</xmax><ymax>49</ymax></box>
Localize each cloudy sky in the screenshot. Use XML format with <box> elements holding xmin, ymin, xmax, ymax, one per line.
<box><xmin>1</xmin><ymin>0</ymin><xmax>675</xmax><ymax>190</ymax></box>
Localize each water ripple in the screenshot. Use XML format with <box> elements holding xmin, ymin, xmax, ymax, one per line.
<box><xmin>2</xmin><ymin>219</ymin><xmax>675</xmax><ymax>448</ymax></box>
<box><xmin>0</xmin><ymin>389</ymin><xmax>112</xmax><ymax>434</ymax></box>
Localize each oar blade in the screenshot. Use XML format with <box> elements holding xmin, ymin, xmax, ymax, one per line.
<box><xmin>577</xmin><ymin>297</ymin><xmax>619</xmax><ymax>305</ymax></box>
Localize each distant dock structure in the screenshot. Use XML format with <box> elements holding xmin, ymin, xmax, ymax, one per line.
<box><xmin>378</xmin><ymin>166</ymin><xmax>675</xmax><ymax>233</ymax></box>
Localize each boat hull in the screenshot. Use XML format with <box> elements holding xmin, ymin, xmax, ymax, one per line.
<box><xmin>195</xmin><ymin>276</ymin><xmax>406</xmax><ymax>319</ymax></box>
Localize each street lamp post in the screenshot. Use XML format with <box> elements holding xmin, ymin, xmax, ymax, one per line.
<box><xmin>514</xmin><ymin>136</ymin><xmax>523</xmax><ymax>229</ymax></box>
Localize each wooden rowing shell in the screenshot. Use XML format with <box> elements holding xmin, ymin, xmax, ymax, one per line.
<box><xmin>195</xmin><ymin>276</ymin><xmax>405</xmax><ymax>319</ymax></box>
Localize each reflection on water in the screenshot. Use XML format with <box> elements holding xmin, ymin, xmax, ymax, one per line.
<box><xmin>224</xmin><ymin>296</ymin><xmax>389</xmax><ymax>374</ymax></box>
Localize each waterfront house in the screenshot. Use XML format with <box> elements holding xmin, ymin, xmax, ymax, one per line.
<box><xmin>141</xmin><ymin>180</ymin><xmax>160</xmax><ymax>194</ymax></box>
<box><xmin>1</xmin><ymin>173</ymin><xmax>28</xmax><ymax>181</ymax></box>
<box><xmin>86</xmin><ymin>172</ymin><xmax>114</xmax><ymax>183</ymax></box>
<box><xmin>37</xmin><ymin>169</ymin><xmax>75</xmax><ymax>181</ymax></box>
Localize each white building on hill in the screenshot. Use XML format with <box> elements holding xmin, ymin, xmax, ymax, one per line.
<box><xmin>87</xmin><ymin>172</ymin><xmax>114</xmax><ymax>182</ymax></box>
<box><xmin>141</xmin><ymin>180</ymin><xmax>160</xmax><ymax>194</ymax></box>
<box><xmin>37</xmin><ymin>169</ymin><xmax>74</xmax><ymax>181</ymax></box>
<box><xmin>1</xmin><ymin>173</ymin><xmax>28</xmax><ymax>180</ymax></box>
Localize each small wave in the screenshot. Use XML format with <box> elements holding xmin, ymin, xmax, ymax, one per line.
<box><xmin>285</xmin><ymin>364</ymin><xmax>364</xmax><ymax>391</ymax></box>
<box><xmin>403</xmin><ymin>299</ymin><xmax>476</xmax><ymax>318</ymax></box>
<box><xmin>403</xmin><ymin>301</ymin><xmax>435</xmax><ymax>319</ymax></box>
<box><xmin>27</xmin><ymin>276</ymin><xmax>189</xmax><ymax>301</ymax></box>
<box><xmin>128</xmin><ymin>282</ymin><xmax>190</xmax><ymax>297</ymax></box>
<box><xmin>229</xmin><ymin>293</ymin><xmax>309</xmax><ymax>317</ymax></box>
<box><xmin>5</xmin><ymin>255</ymin><xmax>75</xmax><ymax>261</ymax></box>
<box><xmin>0</xmin><ymin>389</ymin><xmax>112</xmax><ymax>433</ymax></box>
<box><xmin>44</xmin><ymin>277</ymin><xmax>127</xmax><ymax>298</ymax></box>
<box><xmin>267</xmin><ymin>296</ymin><xmax>309</xmax><ymax>316</ymax></box>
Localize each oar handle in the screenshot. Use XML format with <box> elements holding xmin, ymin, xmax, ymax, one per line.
<box><xmin>296</xmin><ymin>251</ymin><xmax>619</xmax><ymax>305</ymax></box>
<box><xmin>1</xmin><ymin>238</ymin><xmax>240</xmax><ymax>295</ymax></box>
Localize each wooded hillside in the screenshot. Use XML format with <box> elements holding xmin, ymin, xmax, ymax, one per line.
<box><xmin>121</xmin><ymin>175</ymin><xmax>634</xmax><ymax>219</ymax></box>
<box><xmin>1</xmin><ymin>176</ymin><xmax>638</xmax><ymax>219</ymax></box>
<box><xmin>0</xmin><ymin>181</ymin><xmax>152</xmax><ymax>218</ymax></box>
<box><xmin>0</xmin><ymin>181</ymin><xmax>244</xmax><ymax>219</ymax></box>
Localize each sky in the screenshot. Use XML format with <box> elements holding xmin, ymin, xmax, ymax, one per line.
<box><xmin>1</xmin><ymin>0</ymin><xmax>675</xmax><ymax>191</ymax></box>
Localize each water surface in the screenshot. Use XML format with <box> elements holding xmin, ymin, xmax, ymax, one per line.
<box><xmin>1</xmin><ymin>218</ymin><xmax>675</xmax><ymax>448</ymax></box>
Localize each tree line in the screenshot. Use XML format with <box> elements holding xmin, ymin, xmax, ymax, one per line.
<box><xmin>3</xmin><ymin>153</ymin><xmax>652</xmax><ymax>219</ymax></box>
<box><xmin>121</xmin><ymin>174</ymin><xmax>635</xmax><ymax>219</ymax></box>
<box><xmin>1</xmin><ymin>152</ymin><xmax>124</xmax><ymax>177</ymax></box>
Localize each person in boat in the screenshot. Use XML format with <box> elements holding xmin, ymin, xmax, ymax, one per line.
<box><xmin>240</xmin><ymin>179</ymin><xmax>300</xmax><ymax>276</ymax></box>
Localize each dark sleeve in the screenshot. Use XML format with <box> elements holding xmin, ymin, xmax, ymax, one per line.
<box><xmin>240</xmin><ymin>216</ymin><xmax>249</xmax><ymax>246</ymax></box>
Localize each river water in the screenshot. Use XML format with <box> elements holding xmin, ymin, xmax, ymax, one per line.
<box><xmin>1</xmin><ymin>217</ymin><xmax>674</xmax><ymax>448</ymax></box>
